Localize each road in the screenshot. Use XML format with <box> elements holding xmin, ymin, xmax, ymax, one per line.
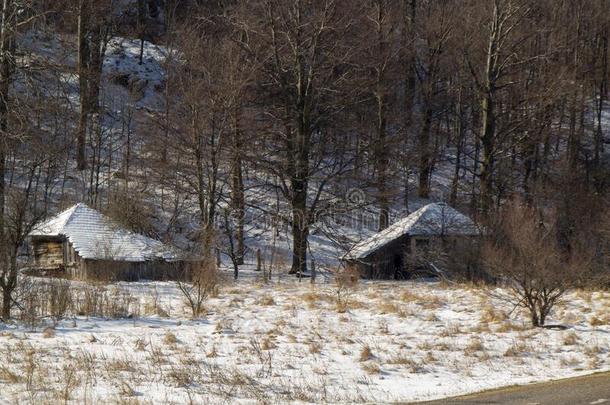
<box><xmin>417</xmin><ymin>372</ymin><xmax>610</xmax><ymax>405</ymax></box>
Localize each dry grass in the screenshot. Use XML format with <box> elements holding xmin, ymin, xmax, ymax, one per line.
<box><xmin>387</xmin><ymin>354</ymin><xmax>416</xmax><ymax>366</ymax></box>
<box><xmin>309</xmin><ymin>341</ymin><xmax>322</xmax><ymax>355</ymax></box>
<box><xmin>439</xmin><ymin>323</ymin><xmax>462</xmax><ymax>337</ymax></box>
<box><xmin>386</xmin><ymin>353</ymin><xmax>422</xmax><ymax>373</ymax></box>
<box><xmin>335</xmin><ymin>300</ymin><xmax>348</xmax><ymax>313</ymax></box>
<box><xmin>400</xmin><ymin>290</ymin><xmax>425</xmax><ymax>303</ymax></box>
<box><xmin>42</xmin><ymin>327</ymin><xmax>55</xmax><ymax>338</ymax></box>
<box><xmin>206</xmin><ymin>345</ymin><xmax>218</xmax><ymax>358</ymax></box>
<box><xmin>261</xmin><ymin>337</ymin><xmax>276</xmax><ymax>350</ymax></box>
<box><xmin>495</xmin><ymin>321</ymin><xmax>529</xmax><ymax>333</ymax></box>
<box><xmin>1</xmin><ymin>279</ymin><xmax>608</xmax><ymax>404</ymax></box>
<box><xmin>360</xmin><ymin>361</ymin><xmax>381</xmax><ymax>374</ymax></box>
<box><xmin>259</xmin><ymin>295</ymin><xmax>275</xmax><ymax>306</ymax></box>
<box><xmin>464</xmin><ymin>338</ymin><xmax>485</xmax><ymax>355</ymax></box>
<box><xmin>0</xmin><ymin>366</ymin><xmax>21</xmax><ymax>383</ymax></box>
<box><xmin>503</xmin><ymin>341</ymin><xmax>532</xmax><ymax>357</ymax></box>
<box><xmin>560</xmin><ymin>355</ymin><xmax>580</xmax><ymax>367</ymax></box>
<box><xmin>590</xmin><ymin>314</ymin><xmax>610</xmax><ymax>326</ymax></box>
<box><xmin>163</xmin><ymin>331</ymin><xmax>178</xmax><ymax>345</ymax></box>
<box><xmin>359</xmin><ymin>345</ymin><xmax>373</xmax><ymax>362</ymax></box>
<box><xmin>480</xmin><ymin>306</ymin><xmax>508</xmax><ymax>323</ymax></box>
<box><xmin>563</xmin><ymin>331</ymin><xmax>579</xmax><ymax>346</ymax></box>
<box><xmin>377</xmin><ymin>301</ymin><xmax>400</xmax><ymax>314</ymax></box>
<box><xmin>301</xmin><ymin>291</ymin><xmax>333</xmax><ymax>309</ymax></box>
<box><xmin>583</xmin><ymin>343</ymin><xmax>604</xmax><ymax>356</ymax></box>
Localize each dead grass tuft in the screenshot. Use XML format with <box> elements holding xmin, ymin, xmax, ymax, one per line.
<box><xmin>0</xmin><ymin>366</ymin><xmax>21</xmax><ymax>383</ymax></box>
<box><xmin>42</xmin><ymin>327</ymin><xmax>55</xmax><ymax>338</ymax></box>
<box><xmin>400</xmin><ymin>290</ymin><xmax>425</xmax><ymax>303</ymax></box>
<box><xmin>480</xmin><ymin>306</ymin><xmax>508</xmax><ymax>323</ymax></box>
<box><xmin>360</xmin><ymin>361</ymin><xmax>381</xmax><ymax>374</ymax></box>
<box><xmin>464</xmin><ymin>338</ymin><xmax>485</xmax><ymax>355</ymax></box>
<box><xmin>359</xmin><ymin>345</ymin><xmax>373</xmax><ymax>362</ymax></box>
<box><xmin>309</xmin><ymin>341</ymin><xmax>322</xmax><ymax>355</ymax></box>
<box><xmin>377</xmin><ymin>301</ymin><xmax>401</xmax><ymax>314</ymax></box>
<box><xmin>503</xmin><ymin>341</ymin><xmax>531</xmax><ymax>357</ymax></box>
<box><xmin>260</xmin><ymin>295</ymin><xmax>275</xmax><ymax>306</ymax></box>
<box><xmin>590</xmin><ymin>314</ymin><xmax>610</xmax><ymax>326</ymax></box>
<box><xmin>562</xmin><ymin>331</ymin><xmax>579</xmax><ymax>346</ymax></box>
<box><xmin>261</xmin><ymin>337</ymin><xmax>277</xmax><ymax>350</ymax></box>
<box><xmin>163</xmin><ymin>331</ymin><xmax>178</xmax><ymax>345</ymax></box>
<box><xmin>439</xmin><ymin>323</ymin><xmax>462</xmax><ymax>337</ymax></box>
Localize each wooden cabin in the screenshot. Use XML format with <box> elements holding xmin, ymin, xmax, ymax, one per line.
<box><xmin>342</xmin><ymin>203</ymin><xmax>480</xmax><ymax>279</ymax></box>
<box><xmin>28</xmin><ymin>203</ymin><xmax>186</xmax><ymax>281</ymax></box>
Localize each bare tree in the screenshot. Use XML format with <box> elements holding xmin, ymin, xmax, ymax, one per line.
<box><xmin>240</xmin><ymin>0</ymin><xmax>358</xmax><ymax>275</ymax></box>
<box><xmin>484</xmin><ymin>200</ymin><xmax>597</xmax><ymax>327</ymax></box>
<box><xmin>414</xmin><ymin>2</ymin><xmax>452</xmax><ymax>199</ymax></box>
<box><xmin>177</xmin><ymin>258</ymin><xmax>219</xmax><ymax>319</ymax></box>
<box><xmin>76</xmin><ymin>0</ymin><xmax>112</xmax><ymax>170</ymax></box>
<box><xmin>0</xmin><ymin>164</ymin><xmax>49</xmax><ymax>320</ymax></box>
<box><xmin>463</xmin><ymin>0</ymin><xmax>534</xmax><ymax>212</ymax></box>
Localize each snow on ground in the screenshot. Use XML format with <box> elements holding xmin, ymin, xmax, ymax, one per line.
<box><xmin>0</xmin><ymin>270</ymin><xmax>609</xmax><ymax>404</ymax></box>
<box><xmin>103</xmin><ymin>37</ymin><xmax>169</xmax><ymax>110</ymax></box>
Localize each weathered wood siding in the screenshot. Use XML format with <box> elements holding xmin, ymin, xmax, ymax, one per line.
<box><xmin>30</xmin><ymin>236</ymin><xmax>187</xmax><ymax>282</ymax></box>
<box><xmin>32</xmin><ymin>237</ymin><xmax>65</xmax><ymax>268</ymax></box>
<box><xmin>76</xmin><ymin>260</ymin><xmax>186</xmax><ymax>282</ymax></box>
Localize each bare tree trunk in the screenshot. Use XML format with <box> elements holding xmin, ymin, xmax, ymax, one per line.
<box><xmin>290</xmin><ymin>174</ymin><xmax>309</xmax><ymax>275</ymax></box>
<box><xmin>374</xmin><ymin>0</ymin><xmax>389</xmax><ymax>230</ymax></box>
<box><xmin>477</xmin><ymin>0</ymin><xmax>502</xmax><ymax>214</ymax></box>
<box><xmin>479</xmin><ymin>92</ymin><xmax>495</xmax><ymax>212</ymax></box>
<box><xmin>593</xmin><ymin>25</ymin><xmax>607</xmax><ymax>193</ymax></box>
<box><xmin>231</xmin><ymin>110</ymin><xmax>245</xmax><ymax>265</ymax></box>
<box><xmin>137</xmin><ymin>0</ymin><xmax>146</xmax><ymax>65</ymax></box>
<box><xmin>76</xmin><ymin>0</ymin><xmax>89</xmax><ymax>171</ymax></box>
<box><xmin>402</xmin><ymin>0</ymin><xmax>416</xmax><ymax>125</ymax></box>
<box><xmin>450</xmin><ymin>88</ymin><xmax>464</xmax><ymax>206</ymax></box>
<box><xmin>0</xmin><ymin>0</ymin><xmax>14</xmax><ymax>320</ymax></box>
<box><xmin>417</xmin><ymin>106</ymin><xmax>432</xmax><ymax>198</ymax></box>
<box><xmin>289</xmin><ymin>114</ymin><xmax>310</xmax><ymax>275</ymax></box>
<box><xmin>77</xmin><ymin>1</ymin><xmax>105</xmax><ymax>171</ymax></box>
<box><xmin>291</xmin><ymin>213</ymin><xmax>308</xmax><ymax>275</ymax></box>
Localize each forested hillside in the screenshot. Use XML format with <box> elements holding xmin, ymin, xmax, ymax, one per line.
<box><xmin>0</xmin><ymin>0</ymin><xmax>608</xmax><ymax>288</ymax></box>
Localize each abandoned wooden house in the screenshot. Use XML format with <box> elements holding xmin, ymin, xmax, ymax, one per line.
<box><xmin>28</xmin><ymin>203</ymin><xmax>185</xmax><ymax>281</ymax></box>
<box><xmin>342</xmin><ymin>202</ymin><xmax>480</xmax><ymax>279</ymax></box>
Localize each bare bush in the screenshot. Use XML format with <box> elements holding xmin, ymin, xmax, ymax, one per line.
<box><xmin>484</xmin><ymin>200</ymin><xmax>596</xmax><ymax>327</ymax></box>
<box><xmin>334</xmin><ymin>264</ymin><xmax>359</xmax><ymax>313</ymax></box>
<box><xmin>47</xmin><ymin>279</ymin><xmax>73</xmax><ymax>326</ymax></box>
<box><xmin>178</xmin><ymin>260</ymin><xmax>219</xmax><ymax>318</ymax></box>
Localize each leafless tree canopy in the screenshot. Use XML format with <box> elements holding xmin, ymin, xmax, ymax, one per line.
<box><xmin>0</xmin><ymin>0</ymin><xmax>608</xmax><ymax>318</ymax></box>
<box><xmin>484</xmin><ymin>200</ymin><xmax>603</xmax><ymax>327</ymax></box>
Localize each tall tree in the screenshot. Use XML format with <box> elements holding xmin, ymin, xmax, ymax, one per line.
<box><xmin>415</xmin><ymin>1</ymin><xmax>452</xmax><ymax>199</ymax></box>
<box><xmin>76</xmin><ymin>0</ymin><xmax>111</xmax><ymax>171</ymax></box>
<box><xmin>464</xmin><ymin>0</ymin><xmax>533</xmax><ymax>213</ymax></box>
<box><xmin>0</xmin><ymin>0</ymin><xmax>16</xmax><ymax>319</ymax></box>
<box><xmin>241</xmin><ymin>0</ymin><xmax>357</xmax><ymax>274</ymax></box>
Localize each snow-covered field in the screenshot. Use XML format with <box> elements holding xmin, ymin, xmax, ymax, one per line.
<box><xmin>0</xmin><ymin>271</ymin><xmax>609</xmax><ymax>404</ymax></box>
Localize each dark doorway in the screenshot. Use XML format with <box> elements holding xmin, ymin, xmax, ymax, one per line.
<box><xmin>393</xmin><ymin>253</ymin><xmax>404</xmax><ymax>279</ymax></box>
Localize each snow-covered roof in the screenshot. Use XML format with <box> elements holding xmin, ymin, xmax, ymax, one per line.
<box><xmin>30</xmin><ymin>203</ymin><xmax>179</xmax><ymax>262</ymax></box>
<box><xmin>343</xmin><ymin>203</ymin><xmax>480</xmax><ymax>260</ymax></box>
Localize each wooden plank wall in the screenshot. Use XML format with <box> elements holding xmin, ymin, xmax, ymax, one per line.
<box><xmin>78</xmin><ymin>260</ymin><xmax>186</xmax><ymax>282</ymax></box>
<box><xmin>33</xmin><ymin>240</ymin><xmax>64</xmax><ymax>268</ymax></box>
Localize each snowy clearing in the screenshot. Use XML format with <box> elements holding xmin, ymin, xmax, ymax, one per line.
<box><xmin>0</xmin><ymin>273</ymin><xmax>609</xmax><ymax>404</ymax></box>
